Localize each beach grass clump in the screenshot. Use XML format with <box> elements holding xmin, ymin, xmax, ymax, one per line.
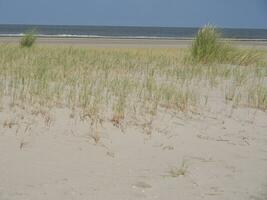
<box><xmin>191</xmin><ymin>25</ymin><xmax>222</xmax><ymax>63</ymax></box>
<box><xmin>246</xmin><ymin>83</ymin><xmax>267</xmax><ymax>111</ymax></box>
<box><xmin>190</xmin><ymin>25</ymin><xmax>262</xmax><ymax>66</ymax></box>
<box><xmin>20</xmin><ymin>31</ymin><xmax>36</xmax><ymax>48</ymax></box>
<box><xmin>227</xmin><ymin>48</ymin><xmax>263</xmax><ymax>66</ymax></box>
<box><xmin>168</xmin><ymin>160</ymin><xmax>188</xmax><ymax>177</ymax></box>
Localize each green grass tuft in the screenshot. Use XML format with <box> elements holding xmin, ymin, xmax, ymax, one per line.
<box><xmin>191</xmin><ymin>25</ymin><xmax>222</xmax><ymax>63</ymax></box>
<box><xmin>20</xmin><ymin>31</ymin><xmax>37</xmax><ymax>48</ymax></box>
<box><xmin>190</xmin><ymin>25</ymin><xmax>262</xmax><ymax>66</ymax></box>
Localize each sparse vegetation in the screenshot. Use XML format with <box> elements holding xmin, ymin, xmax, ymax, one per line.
<box><xmin>168</xmin><ymin>160</ymin><xmax>188</xmax><ymax>177</ymax></box>
<box><xmin>0</xmin><ymin>37</ymin><xmax>266</xmax><ymax>131</ymax></box>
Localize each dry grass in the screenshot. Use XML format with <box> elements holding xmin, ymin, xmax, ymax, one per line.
<box><xmin>0</xmin><ymin>44</ymin><xmax>266</xmax><ymax>127</ymax></box>
<box><xmin>168</xmin><ymin>160</ymin><xmax>188</xmax><ymax>177</ymax></box>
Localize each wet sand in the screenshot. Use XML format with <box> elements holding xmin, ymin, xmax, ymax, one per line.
<box><xmin>1</xmin><ymin>36</ymin><xmax>267</xmax><ymax>48</ymax></box>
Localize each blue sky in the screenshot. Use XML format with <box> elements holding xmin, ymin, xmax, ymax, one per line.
<box><xmin>0</xmin><ymin>0</ymin><xmax>267</xmax><ymax>28</ymax></box>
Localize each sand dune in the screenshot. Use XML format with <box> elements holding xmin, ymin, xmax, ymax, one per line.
<box><xmin>1</xmin><ymin>99</ymin><xmax>267</xmax><ymax>200</ymax></box>
<box><xmin>0</xmin><ymin>40</ymin><xmax>267</xmax><ymax>199</ymax></box>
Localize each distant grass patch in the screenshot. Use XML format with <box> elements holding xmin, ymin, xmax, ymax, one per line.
<box><xmin>190</xmin><ymin>25</ymin><xmax>262</xmax><ymax>66</ymax></box>
<box><xmin>20</xmin><ymin>31</ymin><xmax>36</xmax><ymax>48</ymax></box>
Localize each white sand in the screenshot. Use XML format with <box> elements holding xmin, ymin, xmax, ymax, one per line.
<box><xmin>1</xmin><ymin>98</ymin><xmax>267</xmax><ymax>200</ymax></box>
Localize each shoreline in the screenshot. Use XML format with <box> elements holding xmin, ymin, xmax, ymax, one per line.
<box><xmin>2</xmin><ymin>34</ymin><xmax>267</xmax><ymax>41</ymax></box>
<box><xmin>1</xmin><ymin>36</ymin><xmax>267</xmax><ymax>48</ymax></box>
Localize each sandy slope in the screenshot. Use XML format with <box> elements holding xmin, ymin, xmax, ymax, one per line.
<box><xmin>0</xmin><ymin>99</ymin><xmax>267</xmax><ymax>200</ymax></box>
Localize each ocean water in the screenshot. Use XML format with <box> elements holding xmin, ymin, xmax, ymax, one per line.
<box><xmin>0</xmin><ymin>24</ymin><xmax>267</xmax><ymax>40</ymax></box>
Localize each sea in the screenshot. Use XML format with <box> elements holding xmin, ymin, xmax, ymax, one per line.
<box><xmin>0</xmin><ymin>24</ymin><xmax>267</xmax><ymax>40</ymax></box>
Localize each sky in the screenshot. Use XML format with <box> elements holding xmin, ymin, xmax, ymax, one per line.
<box><xmin>0</xmin><ymin>0</ymin><xmax>267</xmax><ymax>28</ymax></box>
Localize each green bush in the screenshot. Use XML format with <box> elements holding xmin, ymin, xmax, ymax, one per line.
<box><xmin>20</xmin><ymin>31</ymin><xmax>36</xmax><ymax>47</ymax></box>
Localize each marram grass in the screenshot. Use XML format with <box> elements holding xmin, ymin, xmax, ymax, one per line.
<box><xmin>0</xmin><ymin>45</ymin><xmax>266</xmax><ymax>125</ymax></box>
<box><xmin>190</xmin><ymin>25</ymin><xmax>263</xmax><ymax>66</ymax></box>
<box><xmin>20</xmin><ymin>32</ymin><xmax>37</xmax><ymax>48</ymax></box>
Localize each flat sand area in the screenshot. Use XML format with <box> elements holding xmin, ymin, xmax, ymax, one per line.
<box><xmin>1</xmin><ymin>36</ymin><xmax>267</xmax><ymax>48</ymax></box>
<box><xmin>1</xmin><ymin>104</ymin><xmax>267</xmax><ymax>200</ymax></box>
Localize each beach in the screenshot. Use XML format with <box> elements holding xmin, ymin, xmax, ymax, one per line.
<box><xmin>1</xmin><ymin>36</ymin><xmax>267</xmax><ymax>48</ymax></box>
<box><xmin>0</xmin><ymin>36</ymin><xmax>267</xmax><ymax>200</ymax></box>
<box><xmin>1</xmin><ymin>105</ymin><xmax>267</xmax><ymax>200</ymax></box>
